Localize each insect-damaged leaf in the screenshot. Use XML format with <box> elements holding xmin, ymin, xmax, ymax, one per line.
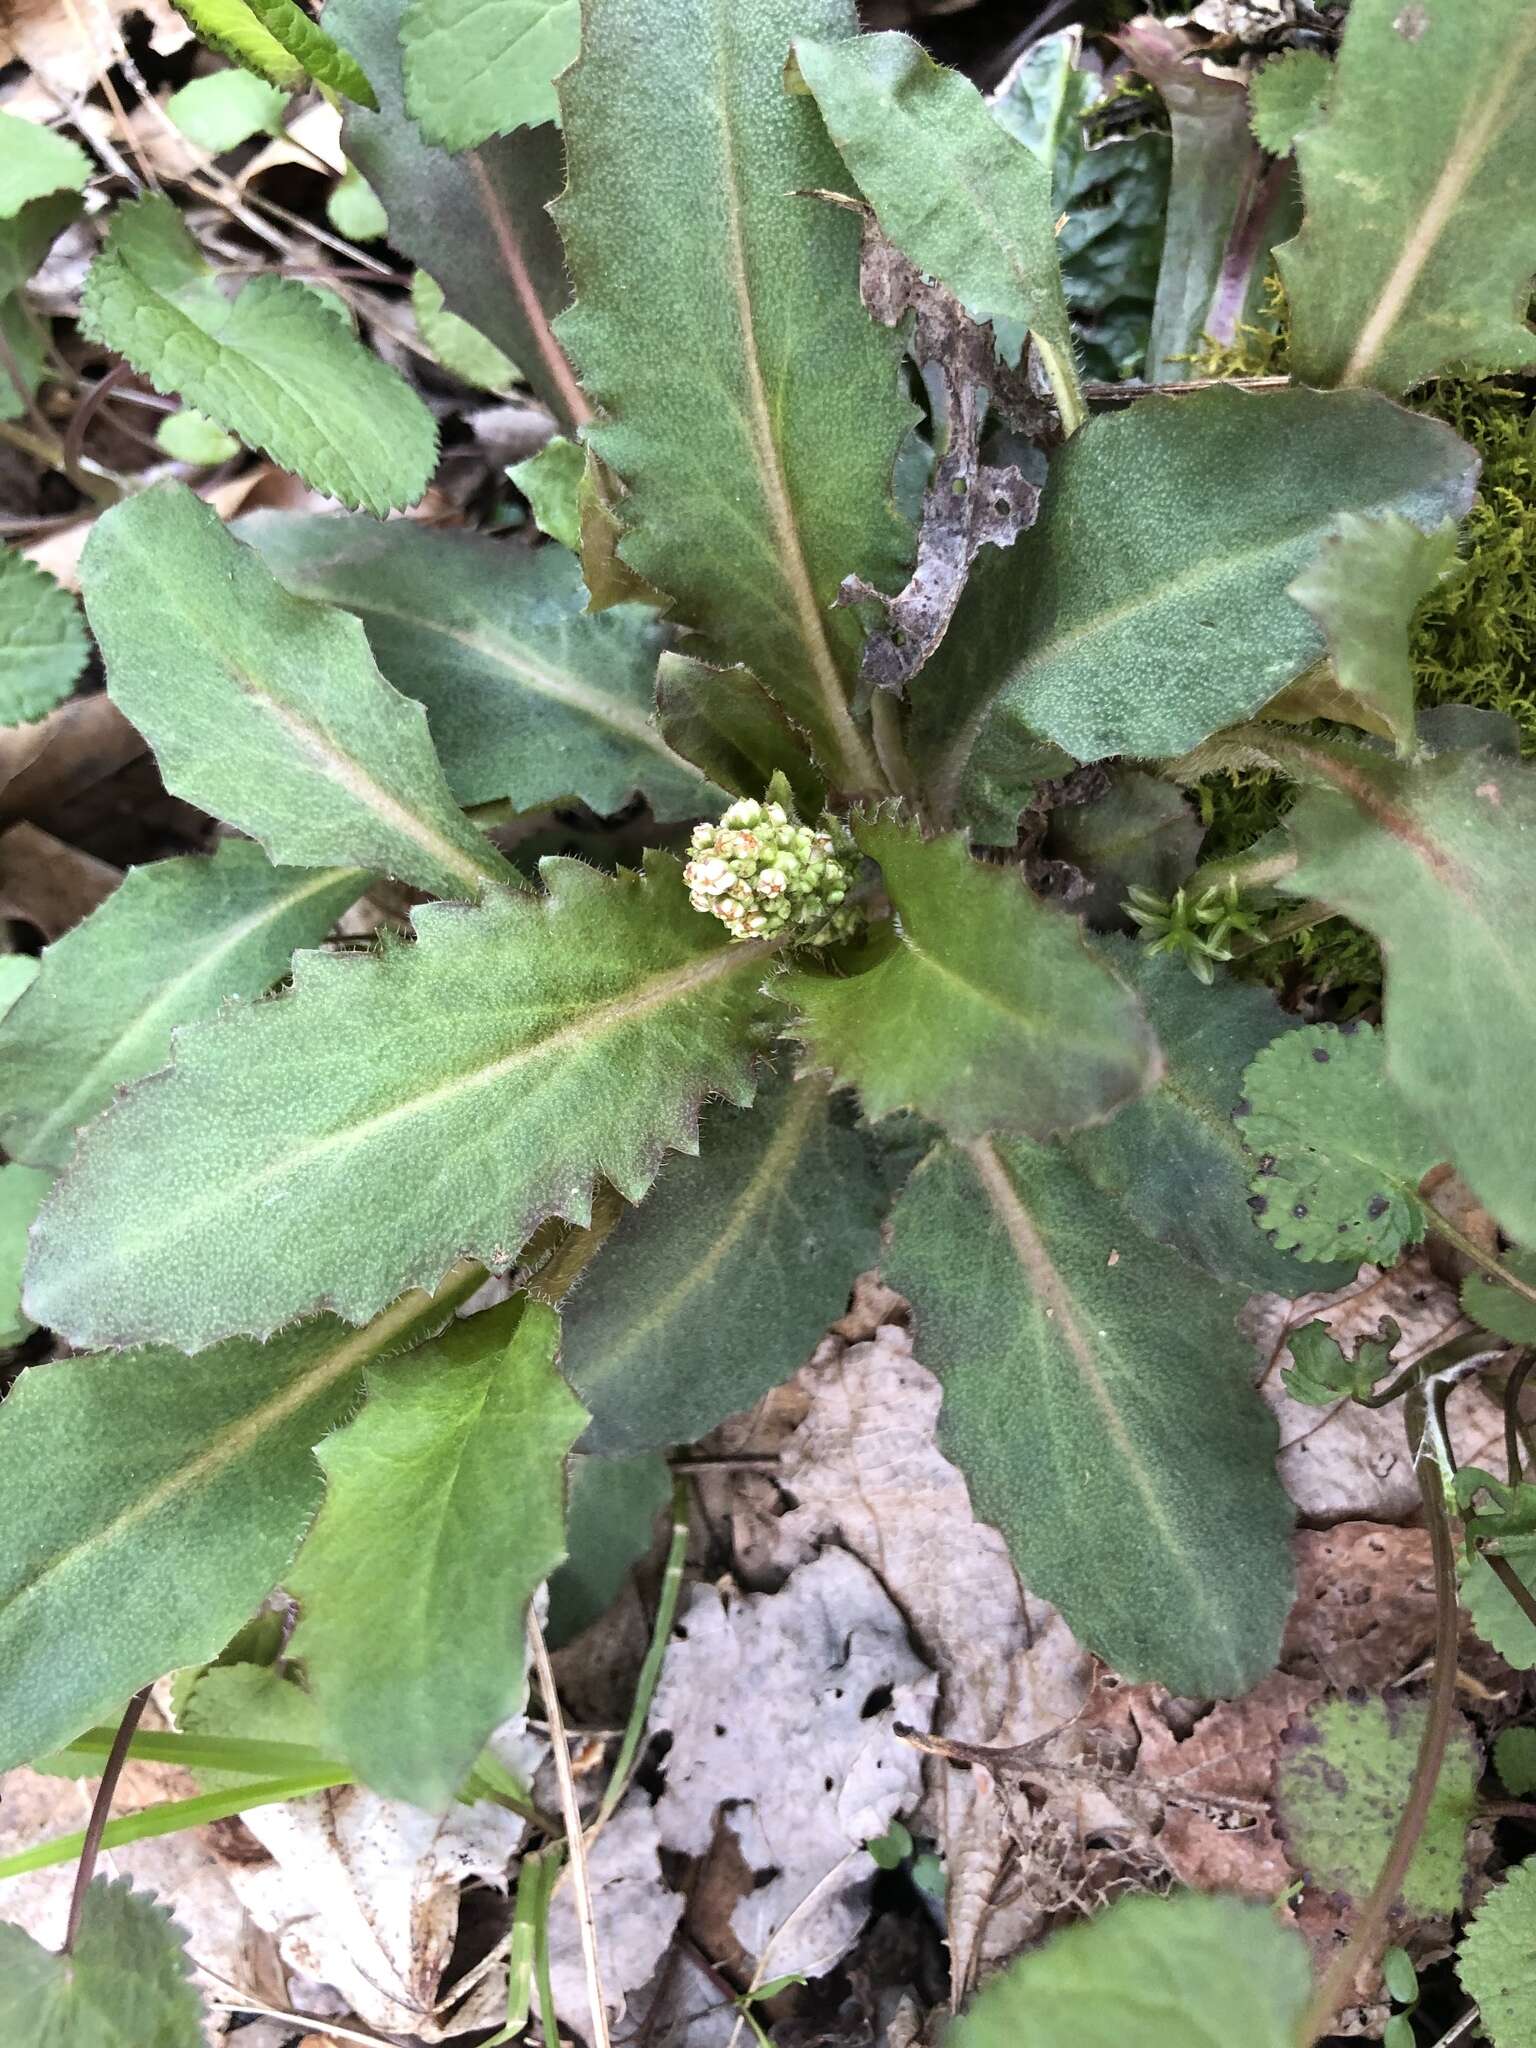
<box><xmin>82</xmin><ymin>488</ymin><xmax>514</xmax><ymax>902</ymax></box>
<box><xmin>886</xmin><ymin>1136</ymin><xmax>1293</xmax><ymax>1697</ymax></box>
<box><xmin>783</xmin><ymin>816</ymin><xmax>1159</xmax><ymax>1143</ymax></box>
<box><xmin>1277</xmin><ymin>746</ymin><xmax>1536</xmax><ymax>1246</ymax></box>
<box><xmin>80</xmin><ymin>197</ymin><xmax>430</xmax><ymax>512</ymax></box>
<box><xmin>930</xmin><ymin>385</ymin><xmax>1476</xmax><ymax>781</ymax></box>
<box><xmin>555</xmin><ymin>0</ymin><xmax>914</xmax><ymax>789</ymax></box>
<box><xmin>1279</xmin><ymin>0</ymin><xmax>1536</xmax><ymax>395</ymax></box>
<box><xmin>0</xmin><ymin>1267</ymin><xmax>483</xmax><ymax>1771</ymax></box>
<box><xmin>562</xmin><ymin>1071</ymin><xmax>885</xmax><ymax>1455</ymax></box>
<box><xmin>26</xmin><ymin>855</ymin><xmax>775</xmax><ymax>1352</ymax></box>
<box><xmin>0</xmin><ymin>841</ymin><xmax>363</xmax><ymax>1171</ymax></box>
<box><xmin>287</xmin><ymin>1296</ymin><xmax>585</xmax><ymax>1809</ymax></box>
<box><xmin>243</xmin><ymin>512</ymin><xmax>714</xmax><ymax>821</ymax></box>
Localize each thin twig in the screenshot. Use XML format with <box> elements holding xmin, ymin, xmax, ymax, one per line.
<box><xmin>63</xmin><ymin>1685</ymin><xmax>151</xmax><ymax>1952</ymax></box>
<box><xmin>1297</xmin><ymin>1391</ymin><xmax>1461</xmax><ymax>2043</ymax></box>
<box><xmin>527</xmin><ymin>1608</ymin><xmax>611</xmax><ymax>2048</ymax></box>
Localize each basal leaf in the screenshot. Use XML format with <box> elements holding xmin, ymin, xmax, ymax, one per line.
<box><xmin>287</xmin><ymin>1296</ymin><xmax>584</xmax><ymax>1809</ymax></box>
<box><xmin>242</xmin><ymin>0</ymin><xmax>376</xmax><ymax>107</ymax></box>
<box><xmin>331</xmin><ymin>0</ymin><xmax>585</xmax><ymax>431</ymax></box>
<box><xmin>0</xmin><ymin>840</ymin><xmax>363</xmax><ymax>1171</ymax></box>
<box><xmin>1</xmin><ymin>194</ymin><xmax>81</xmax><ymax>426</ymax></box>
<box><xmin>1459</xmin><ymin>1858</ymin><xmax>1536</xmax><ymax>2048</ymax></box>
<box><xmin>885</xmin><ymin>1137</ymin><xmax>1292</xmax><ymax>1696</ymax></box>
<box><xmin>1248</xmin><ymin>48</ymin><xmax>1331</xmax><ymax>157</ymax></box>
<box><xmin>0</xmin><ymin>955</ymin><xmax>38</xmax><ymax>1019</ymax></box>
<box><xmin>82</xmin><ymin>488</ymin><xmax>513</xmax><ymax>900</ymax></box>
<box><xmin>791</xmin><ymin>32</ymin><xmax>1079</xmax><ymax>420</ymax></box>
<box><xmin>561</xmin><ymin>1071</ymin><xmax>884</xmax><ymax>1454</ymax></box>
<box><xmin>555</xmin><ymin>0</ymin><xmax>914</xmax><ymax>791</ymax></box>
<box><xmin>0</xmin><ymin>109</ymin><xmax>92</xmax><ymax>218</ymax></box>
<box><xmin>949</xmin><ymin>1891</ymin><xmax>1310</xmax><ymax>2048</ymax></box>
<box><xmin>1286</xmin><ymin>513</ymin><xmax>1458</xmax><ymax>753</ymax></box>
<box><xmin>509</xmin><ymin>435</ymin><xmax>584</xmax><ymax>549</ymax></box>
<box><xmin>1068</xmin><ymin>944</ymin><xmax>1354</xmax><ymax>1294</ymax></box>
<box><xmin>1240</xmin><ymin>1022</ymin><xmax>1444</xmax><ymax>1264</ymax></box>
<box><xmin>932</xmin><ymin>386</ymin><xmax>1476</xmax><ymax>784</ymax></box>
<box><xmin>548</xmin><ymin>1451</ymin><xmax>670</xmax><ymax>1646</ymax></box>
<box><xmin>243</xmin><ymin>511</ymin><xmax>711</xmax><ymax>820</ymax></box>
<box><xmin>1496</xmin><ymin>1728</ymin><xmax>1536</xmax><ymax>1798</ymax></box>
<box><xmin>27</xmin><ymin>854</ymin><xmax>775</xmax><ymax>1351</ymax></box>
<box><xmin>989</xmin><ymin>28</ymin><xmax>1169</xmax><ymax>384</ymax></box>
<box><xmin>1463</xmin><ymin>1252</ymin><xmax>1536</xmax><ymax>1346</ymax></box>
<box><xmin>0</xmin><ymin>1878</ymin><xmax>205</xmax><ymax>2046</ymax></box>
<box><xmin>402</xmin><ymin>0</ymin><xmax>578</xmax><ymax>147</ymax></box>
<box><xmin>326</xmin><ymin>164</ymin><xmax>388</xmax><ymax>243</ymax></box>
<box><xmin>171</xmin><ymin>0</ymin><xmax>306</xmax><ymax>88</ymax></box>
<box><xmin>165</xmin><ymin>67</ymin><xmax>288</xmax><ymax>153</ymax></box>
<box><xmin>1275</xmin><ymin>1695</ymin><xmax>1481</xmax><ymax>1914</ymax></box>
<box><xmin>654</xmin><ymin>651</ymin><xmax>823</xmax><ymax>813</ymax></box>
<box><xmin>79</xmin><ymin>194</ymin><xmax>434</xmax><ymax>513</ymax></box>
<box><xmin>1278</xmin><ymin>746</ymin><xmax>1536</xmax><ymax>1244</ymax></box>
<box><xmin>0</xmin><ymin>544</ymin><xmax>89</xmax><ymax>729</ymax></box>
<box><xmin>1281</xmin><ymin>1317</ymin><xmax>1399</xmax><ymax>1407</ymax></box>
<box><xmin>1457</xmin><ymin>1473</ymin><xmax>1536</xmax><ymax>1670</ymax></box>
<box><xmin>0</xmin><ymin>1164</ymin><xmax>50</xmax><ymax>1347</ymax></box>
<box><xmin>1043</xmin><ymin>771</ymin><xmax>1201</xmax><ymax>928</ymax></box>
<box><xmin>0</xmin><ymin>1267</ymin><xmax>483</xmax><ymax>1770</ymax></box>
<box><xmin>411</xmin><ymin>270</ymin><xmax>518</xmax><ymax>393</ymax></box>
<box><xmin>154</xmin><ymin>408</ymin><xmax>240</xmax><ymax>464</ymax></box>
<box><xmin>1279</xmin><ymin>0</ymin><xmax>1536</xmax><ymax>394</ymax></box>
<box><xmin>784</xmin><ymin>816</ymin><xmax>1158</xmax><ymax>1143</ymax></box>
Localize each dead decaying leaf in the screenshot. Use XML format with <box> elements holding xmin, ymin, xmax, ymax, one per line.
<box><xmin>0</xmin><ymin>820</ymin><xmax>119</xmax><ymax>937</ymax></box>
<box><xmin>828</xmin><ymin>204</ymin><xmax>1046</xmax><ymax>695</ymax></box>
<box><xmin>543</xmin><ymin>1798</ymin><xmax>682</xmax><ymax>2033</ymax></box>
<box><xmin>0</xmin><ymin>0</ymin><xmax>190</xmax><ymax>101</ymax></box>
<box><xmin>651</xmin><ymin>1549</ymin><xmax>936</xmax><ymax>1980</ymax></box>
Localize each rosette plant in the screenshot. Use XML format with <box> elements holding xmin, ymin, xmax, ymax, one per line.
<box><xmin>4</xmin><ymin>0</ymin><xmax>1536</xmax><ymax>2035</ymax></box>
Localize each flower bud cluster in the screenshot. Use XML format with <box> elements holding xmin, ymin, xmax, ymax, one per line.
<box><xmin>685</xmin><ymin>797</ymin><xmax>860</xmax><ymax>944</ymax></box>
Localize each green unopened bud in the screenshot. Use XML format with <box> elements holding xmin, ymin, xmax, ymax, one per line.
<box><xmin>685</xmin><ymin>792</ymin><xmax>861</xmax><ymax>944</ymax></box>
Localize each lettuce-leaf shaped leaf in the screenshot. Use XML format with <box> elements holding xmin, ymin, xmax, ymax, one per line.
<box><xmin>555</xmin><ymin>0</ymin><xmax>913</xmax><ymax>790</ymax></box>
<box><xmin>0</xmin><ymin>841</ymin><xmax>363</xmax><ymax>1171</ymax></box>
<box><xmin>886</xmin><ymin>1136</ymin><xmax>1293</xmax><ymax>1696</ymax></box>
<box><xmin>26</xmin><ymin>854</ymin><xmax>776</xmax><ymax>1351</ymax></box>
<box><xmin>783</xmin><ymin>815</ymin><xmax>1159</xmax><ymax>1142</ymax></box>
<box><xmin>82</xmin><ymin>487</ymin><xmax>513</xmax><ymax>900</ymax></box>
<box><xmin>80</xmin><ymin>194</ymin><xmax>433</xmax><ymax>512</ymax></box>
<box><xmin>287</xmin><ymin>1296</ymin><xmax>584</xmax><ymax>1808</ymax></box>
<box><xmin>1279</xmin><ymin>0</ymin><xmax>1536</xmax><ymax>394</ymax></box>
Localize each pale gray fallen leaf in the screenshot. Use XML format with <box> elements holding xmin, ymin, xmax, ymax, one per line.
<box><xmin>651</xmin><ymin>1549</ymin><xmax>935</xmax><ymax>1979</ymax></box>
<box><xmin>542</xmin><ymin>1797</ymin><xmax>682</xmax><ymax>2031</ymax></box>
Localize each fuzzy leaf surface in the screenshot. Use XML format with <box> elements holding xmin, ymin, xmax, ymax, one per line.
<box><xmin>1279</xmin><ymin>747</ymin><xmax>1536</xmax><ymax>1244</ymax></box>
<box><xmin>791</xmin><ymin>32</ymin><xmax>1076</xmax><ymax>393</ymax></box>
<box><xmin>1278</xmin><ymin>0</ymin><xmax>1536</xmax><ymax>394</ymax></box>
<box><xmin>0</xmin><ymin>841</ymin><xmax>363</xmax><ymax>1171</ymax></box>
<box><xmin>402</xmin><ymin>0</ymin><xmax>578</xmax><ymax>146</ymax></box>
<box><xmin>1068</xmin><ymin>945</ymin><xmax>1353</xmax><ymax>1293</ymax></box>
<box><xmin>784</xmin><ymin>816</ymin><xmax>1158</xmax><ymax>1143</ymax></box>
<box><xmin>287</xmin><ymin>1297</ymin><xmax>584</xmax><ymax>1808</ymax></box>
<box><xmin>885</xmin><ymin>1137</ymin><xmax>1292</xmax><ymax>1696</ymax></box>
<box><xmin>548</xmin><ymin>1452</ymin><xmax>670</xmax><ymax>1646</ymax></box>
<box><xmin>0</xmin><ymin>1271</ymin><xmax>482</xmax><ymax>1770</ymax></box>
<box><xmin>940</xmin><ymin>386</ymin><xmax>1476</xmax><ymax>776</ymax></box>
<box><xmin>1275</xmin><ymin>1696</ymin><xmax>1480</xmax><ymax>1913</ymax></box>
<box><xmin>1286</xmin><ymin>513</ymin><xmax>1456</xmax><ymax>752</ymax></box>
<box><xmin>510</xmin><ymin>436</ymin><xmax>583</xmax><ymax>549</ymax></box>
<box><xmin>0</xmin><ymin>1878</ymin><xmax>205</xmax><ymax>2046</ymax></box>
<box><xmin>0</xmin><ymin>1164</ymin><xmax>49</xmax><ymax>1347</ymax></box>
<box><xmin>1043</xmin><ymin>772</ymin><xmax>1201</xmax><ymax>927</ymax></box>
<box><xmin>1463</xmin><ymin>1253</ymin><xmax>1536</xmax><ymax>1346</ymax></box>
<box><xmin>949</xmin><ymin>1891</ymin><xmax>1310</xmax><ymax>2048</ymax></box>
<box><xmin>1458</xmin><ymin>1857</ymin><xmax>1536</xmax><ymax>2048</ymax></box>
<box><xmin>27</xmin><ymin>855</ymin><xmax>774</xmax><ymax>1351</ymax></box>
<box><xmin>332</xmin><ymin>0</ymin><xmax>583</xmax><ymax>430</ymax></box>
<box><xmin>562</xmin><ymin>1072</ymin><xmax>885</xmax><ymax>1454</ymax></box>
<box><xmin>79</xmin><ymin>195</ymin><xmax>433</xmax><ymax>512</ymax></box>
<box><xmin>0</xmin><ymin>109</ymin><xmax>91</xmax><ymax>217</ymax></box>
<box><xmin>555</xmin><ymin>0</ymin><xmax>913</xmax><ymax>787</ymax></box>
<box><xmin>654</xmin><ymin>652</ymin><xmax>822</xmax><ymax>812</ymax></box>
<box><xmin>0</xmin><ymin>545</ymin><xmax>88</xmax><ymax>729</ymax></box>
<box><xmin>82</xmin><ymin>488</ymin><xmax>512</xmax><ymax>900</ymax></box>
<box><xmin>1248</xmin><ymin>48</ymin><xmax>1331</xmax><ymax>156</ymax></box>
<box><xmin>1239</xmin><ymin>1022</ymin><xmax>1443</xmax><ymax>1264</ymax></box>
<box><xmin>243</xmin><ymin>512</ymin><xmax>711</xmax><ymax>819</ymax></box>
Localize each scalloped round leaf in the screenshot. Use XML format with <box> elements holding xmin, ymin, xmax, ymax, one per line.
<box><xmin>1239</xmin><ymin>1022</ymin><xmax>1444</xmax><ymax>1262</ymax></box>
<box><xmin>1462</xmin><ymin>1252</ymin><xmax>1536</xmax><ymax>1345</ymax></box>
<box><xmin>1458</xmin><ymin>1857</ymin><xmax>1536</xmax><ymax>2048</ymax></box>
<box><xmin>1275</xmin><ymin>1695</ymin><xmax>1481</xmax><ymax>1915</ymax></box>
<box><xmin>0</xmin><ymin>545</ymin><xmax>89</xmax><ymax>729</ymax></box>
<box><xmin>0</xmin><ymin>1877</ymin><xmax>205</xmax><ymax>2043</ymax></box>
<box><xmin>1248</xmin><ymin>47</ymin><xmax>1331</xmax><ymax>155</ymax></box>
